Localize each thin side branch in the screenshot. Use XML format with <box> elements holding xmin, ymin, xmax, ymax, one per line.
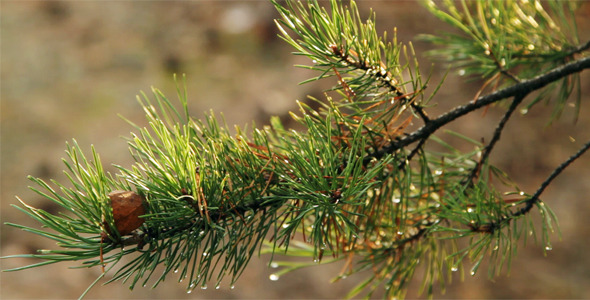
<box><xmin>464</xmin><ymin>93</ymin><xmax>527</xmax><ymax>185</ymax></box>
<box><xmin>473</xmin><ymin>139</ymin><xmax>590</xmax><ymax>234</ymax></box>
<box><xmin>566</xmin><ymin>39</ymin><xmax>590</xmax><ymax>57</ymax></box>
<box><xmin>514</xmin><ymin>139</ymin><xmax>590</xmax><ymax>218</ymax></box>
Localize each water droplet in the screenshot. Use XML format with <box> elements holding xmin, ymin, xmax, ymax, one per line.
<box><xmin>230</xmin><ymin>285</ymin><xmax>235</xmax><ymax>289</ymax></box>
<box><xmin>282</xmin><ymin>223</ymin><xmax>289</xmax><ymax>229</ymax></box>
<box><xmin>511</xmin><ymin>18</ymin><xmax>521</xmax><ymax>26</ymax></box>
<box><xmin>458</xmin><ymin>69</ymin><xmax>466</xmax><ymax>76</ymax></box>
<box><xmin>269</xmin><ymin>273</ymin><xmax>280</xmax><ymax>281</ymax></box>
<box><xmin>187</xmin><ymin>289</ymin><xmax>192</xmax><ymax>294</ymax></box>
<box><xmin>527</xmin><ymin>44</ymin><xmax>535</xmax><ymax>51</ymax></box>
<box><xmin>392</xmin><ymin>197</ymin><xmax>401</xmax><ymax>204</ymax></box>
<box><xmin>451</xmin><ymin>266</ymin><xmax>458</xmax><ymax>272</ymax></box>
<box><xmin>313</xmin><ymin>258</ymin><xmax>319</xmax><ymax>263</ymax></box>
<box><xmin>470</xmin><ymin>263</ymin><xmax>479</xmax><ymax>276</ymax></box>
<box><xmin>545</xmin><ymin>245</ymin><xmax>552</xmax><ymax>251</ymax></box>
<box><xmin>270</xmin><ymin>262</ymin><xmax>279</xmax><ymax>268</ymax></box>
<box><xmin>520</xmin><ymin>108</ymin><xmax>529</xmax><ymax>115</ymax></box>
<box><xmin>174</xmin><ymin>269</ymin><xmax>179</xmax><ymax>273</ymax></box>
<box><xmin>201</xmin><ymin>284</ymin><xmax>208</xmax><ymax>290</ymax></box>
<box><xmin>467</xmin><ymin>207</ymin><xmax>474</xmax><ymax>213</ymax></box>
<box><xmin>215</xmin><ymin>284</ymin><xmax>220</xmax><ymax>290</ymax></box>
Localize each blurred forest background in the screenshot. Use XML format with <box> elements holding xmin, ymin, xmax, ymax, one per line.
<box><xmin>2</xmin><ymin>1</ymin><xmax>590</xmax><ymax>299</ymax></box>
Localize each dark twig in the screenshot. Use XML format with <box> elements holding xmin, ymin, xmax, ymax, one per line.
<box><xmin>411</xmin><ymin>103</ymin><xmax>430</xmax><ymax>124</ymax></box>
<box><xmin>463</xmin><ymin>93</ymin><xmax>527</xmax><ymax>185</ymax></box>
<box><xmin>475</xmin><ymin>139</ymin><xmax>590</xmax><ymax>234</ymax></box>
<box><xmin>329</xmin><ymin>44</ymin><xmax>431</xmax><ymax>124</ymax></box>
<box><xmin>513</xmin><ymin>139</ymin><xmax>590</xmax><ymax>218</ymax></box>
<box><xmin>564</xmin><ymin>39</ymin><xmax>590</xmax><ymax>58</ymax></box>
<box><xmin>486</xmin><ymin>46</ymin><xmax>521</xmax><ymax>83</ymax></box>
<box><xmin>397</xmin><ymin>136</ymin><xmax>428</xmax><ymax>170</ymax></box>
<box><xmin>365</xmin><ymin>55</ymin><xmax>590</xmax><ymax>164</ymax></box>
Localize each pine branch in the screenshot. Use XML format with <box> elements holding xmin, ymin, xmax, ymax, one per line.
<box><xmin>420</xmin><ymin>0</ymin><xmax>587</xmax><ymax>123</ymax></box>
<box><xmin>3</xmin><ymin>1</ymin><xmax>588</xmax><ymax>299</ymax></box>
<box><xmin>568</xmin><ymin>39</ymin><xmax>590</xmax><ymax>56</ymax></box>
<box><xmin>467</xmin><ymin>139</ymin><xmax>590</xmax><ymax>238</ymax></box>
<box><xmin>514</xmin><ymin>139</ymin><xmax>590</xmax><ymax>218</ymax></box>
<box><xmin>370</xmin><ymin>55</ymin><xmax>590</xmax><ymax>162</ymax></box>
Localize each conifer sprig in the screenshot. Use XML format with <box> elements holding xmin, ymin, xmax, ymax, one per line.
<box><xmin>420</xmin><ymin>0</ymin><xmax>587</xmax><ymax>122</ymax></box>
<box><xmin>273</xmin><ymin>0</ymin><xmax>431</xmax><ymax>123</ymax></box>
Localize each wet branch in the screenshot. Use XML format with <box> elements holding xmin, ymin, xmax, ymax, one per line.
<box><xmin>513</xmin><ymin>139</ymin><xmax>590</xmax><ymax>218</ymax></box>
<box><xmin>365</xmin><ymin>55</ymin><xmax>590</xmax><ymax>163</ymax></box>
